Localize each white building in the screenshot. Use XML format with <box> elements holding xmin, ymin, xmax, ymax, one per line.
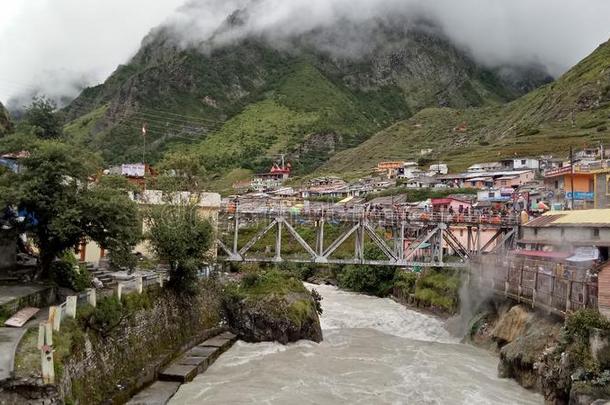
<box><xmin>429</xmin><ymin>163</ymin><xmax>448</xmax><ymax>175</ymax></box>
<box><xmin>467</xmin><ymin>162</ymin><xmax>502</xmax><ymax>173</ymax></box>
<box><xmin>501</xmin><ymin>158</ymin><xmax>540</xmax><ymax>171</ymax></box>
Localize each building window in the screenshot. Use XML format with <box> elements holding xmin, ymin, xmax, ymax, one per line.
<box><xmin>554</xmin><ymin>180</ymin><xmax>559</xmax><ymax>189</ymax></box>
<box><xmin>561</xmin><ymin>229</ymin><xmax>565</xmax><ymax>237</ymax></box>
<box><xmin>521</xmin><ymin>159</ymin><xmax>527</xmax><ymax>165</ymax></box>
<box><xmin>593</xmin><ymin>229</ymin><xmax>600</xmax><ymax>239</ymax></box>
<box><xmin>534</xmin><ymin>228</ymin><xmax>538</xmax><ymax>236</ymax></box>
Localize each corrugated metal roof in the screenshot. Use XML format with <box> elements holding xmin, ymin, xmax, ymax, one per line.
<box><xmin>551</xmin><ymin>209</ymin><xmax>610</xmax><ymax>225</ymax></box>
<box><xmin>523</xmin><ymin>214</ymin><xmax>565</xmax><ymax>227</ymax></box>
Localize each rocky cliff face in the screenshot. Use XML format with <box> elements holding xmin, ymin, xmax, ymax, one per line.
<box><xmin>224</xmin><ymin>291</ymin><xmax>323</xmax><ymax>344</ymax></box>
<box><xmin>0</xmin><ymin>102</ymin><xmax>13</xmax><ymax>135</ymax></box>
<box><xmin>468</xmin><ymin>302</ymin><xmax>610</xmax><ymax>405</ymax></box>
<box><xmin>223</xmin><ymin>270</ymin><xmax>323</xmax><ymax>344</ymax></box>
<box><xmin>62</xmin><ymin>15</ymin><xmax>549</xmax><ymax>176</ymax></box>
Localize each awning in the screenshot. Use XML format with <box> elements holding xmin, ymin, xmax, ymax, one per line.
<box><xmin>338</xmin><ymin>196</ymin><xmax>354</xmax><ymax>204</ymax></box>
<box><xmin>567</xmin><ymin>247</ymin><xmax>599</xmax><ymax>262</ymax></box>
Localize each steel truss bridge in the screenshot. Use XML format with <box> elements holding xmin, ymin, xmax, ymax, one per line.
<box><xmin>216</xmin><ymin>207</ymin><xmax>520</xmax><ymax>268</ymax></box>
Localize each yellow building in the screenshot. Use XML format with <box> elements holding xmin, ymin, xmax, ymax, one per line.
<box><xmin>77</xmin><ymin>190</ymin><xmax>221</xmax><ymax>265</ymax></box>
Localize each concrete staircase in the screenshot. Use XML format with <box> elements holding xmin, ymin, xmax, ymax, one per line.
<box><xmin>127</xmin><ymin>331</ymin><xmax>237</xmax><ymax>405</ymax></box>
<box><xmin>84</xmin><ymin>263</ymin><xmax>117</xmax><ymax>289</ymax></box>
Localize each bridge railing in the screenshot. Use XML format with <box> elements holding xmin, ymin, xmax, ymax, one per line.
<box><xmin>220</xmin><ymin>205</ymin><xmax>520</xmax><ymax>227</ymax></box>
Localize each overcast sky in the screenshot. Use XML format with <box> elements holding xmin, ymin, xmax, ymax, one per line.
<box><xmin>1</xmin><ymin>0</ymin><xmax>610</xmax><ymax>108</ymax></box>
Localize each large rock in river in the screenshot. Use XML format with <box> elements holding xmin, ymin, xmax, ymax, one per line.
<box><xmin>223</xmin><ymin>271</ymin><xmax>323</xmax><ymax>344</ymax></box>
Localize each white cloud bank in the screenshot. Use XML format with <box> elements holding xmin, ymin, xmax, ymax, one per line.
<box><xmin>1</xmin><ymin>0</ymin><xmax>610</xmax><ymax>107</ymax></box>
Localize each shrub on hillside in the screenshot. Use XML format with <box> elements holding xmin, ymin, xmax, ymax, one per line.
<box><xmin>50</xmin><ymin>254</ymin><xmax>92</xmax><ymax>292</ymax></box>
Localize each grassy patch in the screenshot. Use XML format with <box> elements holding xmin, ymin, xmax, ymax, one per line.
<box><xmin>413</xmin><ymin>268</ymin><xmax>461</xmax><ymax>313</ymax></box>
<box><xmin>13</xmin><ymin>328</ymin><xmax>41</xmax><ymax>378</ymax></box>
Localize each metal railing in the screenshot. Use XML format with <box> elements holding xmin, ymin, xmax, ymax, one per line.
<box><xmin>221</xmin><ymin>205</ymin><xmax>520</xmax><ymax>227</ymax></box>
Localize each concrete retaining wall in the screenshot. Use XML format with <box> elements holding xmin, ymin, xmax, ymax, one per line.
<box><xmin>58</xmin><ymin>283</ymin><xmax>224</xmax><ymax>404</ymax></box>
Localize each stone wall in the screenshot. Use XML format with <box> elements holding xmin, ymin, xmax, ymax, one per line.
<box><xmin>58</xmin><ymin>282</ymin><xmax>224</xmax><ymax>404</ymax></box>
<box><xmin>0</xmin><ymin>285</ymin><xmax>57</xmax><ymax>316</ymax></box>
<box><xmin>0</xmin><ymin>240</ymin><xmax>16</xmax><ymax>272</ymax></box>
<box><xmin>598</xmin><ymin>263</ymin><xmax>610</xmax><ymax>320</ymax></box>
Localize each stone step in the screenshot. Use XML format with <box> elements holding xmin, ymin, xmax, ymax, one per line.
<box><xmin>129</xmin><ymin>331</ymin><xmax>238</xmax><ymax>401</ymax></box>
<box><xmin>198</xmin><ymin>332</ymin><xmax>237</xmax><ymax>351</ymax></box>
<box><xmin>158</xmin><ymin>364</ymin><xmax>199</xmax><ymax>383</ymax></box>
<box><xmin>126</xmin><ymin>381</ymin><xmax>181</xmax><ymax>405</ymax></box>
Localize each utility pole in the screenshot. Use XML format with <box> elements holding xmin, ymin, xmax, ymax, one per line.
<box><xmin>570</xmin><ymin>146</ymin><xmax>575</xmax><ymax>210</ymax></box>
<box><xmin>142</xmin><ymin>123</ymin><xmax>147</xmax><ymax>165</ymax></box>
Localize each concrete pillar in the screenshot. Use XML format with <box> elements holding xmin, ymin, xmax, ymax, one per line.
<box><xmin>274</xmin><ymin>219</ymin><xmax>282</xmax><ymax>262</ymax></box>
<box><xmin>116</xmin><ymin>283</ymin><xmax>123</xmax><ymax>300</ymax></box>
<box><xmin>87</xmin><ymin>288</ymin><xmax>96</xmax><ymax>307</ymax></box>
<box><xmin>136</xmin><ymin>276</ymin><xmax>143</xmax><ymax>294</ymax></box>
<box><xmin>48</xmin><ymin>306</ymin><xmax>61</xmax><ymax>332</ymax></box>
<box><xmin>317</xmin><ymin>219</ymin><xmax>325</xmax><ymax>256</ymax></box>
<box><xmin>41</xmin><ymin>322</ymin><xmax>54</xmax><ymax>385</ymax></box>
<box><xmin>233</xmin><ymin>213</ymin><xmax>239</xmax><ymax>255</ymax></box>
<box><xmin>66</xmin><ymin>296</ymin><xmax>77</xmax><ymax>319</ymax></box>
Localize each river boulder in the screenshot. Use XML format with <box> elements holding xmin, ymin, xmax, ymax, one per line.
<box><xmin>223</xmin><ymin>270</ymin><xmax>323</xmax><ymax>344</ymax></box>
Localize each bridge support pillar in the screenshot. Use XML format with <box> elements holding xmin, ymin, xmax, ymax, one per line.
<box><xmin>354</xmin><ymin>222</ymin><xmax>365</xmax><ymax>262</ymax></box>
<box><xmin>232</xmin><ymin>213</ymin><xmax>239</xmax><ymax>256</ymax></box>
<box><xmin>316</xmin><ymin>218</ymin><xmax>325</xmax><ymax>256</ymax></box>
<box><xmin>274</xmin><ymin>218</ymin><xmax>282</xmax><ymax>262</ymax></box>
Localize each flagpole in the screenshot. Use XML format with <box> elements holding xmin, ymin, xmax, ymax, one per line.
<box><xmin>142</xmin><ymin>123</ymin><xmax>147</xmax><ymax>191</ymax></box>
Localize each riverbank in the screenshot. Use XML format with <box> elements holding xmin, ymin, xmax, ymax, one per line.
<box><xmin>465</xmin><ymin>299</ymin><xmax>610</xmax><ymax>404</ymax></box>
<box><xmin>168</xmin><ymin>283</ymin><xmax>541</xmax><ymax>404</ymax></box>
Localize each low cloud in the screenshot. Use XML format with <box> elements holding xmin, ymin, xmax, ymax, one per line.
<box><xmin>2</xmin><ymin>0</ymin><xmax>610</xmax><ymax>108</ymax></box>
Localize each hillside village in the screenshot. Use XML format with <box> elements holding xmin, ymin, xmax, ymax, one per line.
<box><xmin>214</xmin><ymin>145</ymin><xmax>610</xmax><ymax>214</ymax></box>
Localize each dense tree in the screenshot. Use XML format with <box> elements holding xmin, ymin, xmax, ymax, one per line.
<box><xmin>0</xmin><ymin>136</ymin><xmax>141</xmax><ymax>278</ymax></box>
<box><xmin>0</xmin><ymin>101</ymin><xmax>13</xmax><ymax>136</ymax></box>
<box><xmin>23</xmin><ymin>96</ymin><xmax>63</xmax><ymax>139</ymax></box>
<box><xmin>146</xmin><ymin>203</ymin><xmax>213</xmax><ymax>293</ymax></box>
<box><xmin>156</xmin><ymin>152</ymin><xmax>207</xmax><ymax>193</ymax></box>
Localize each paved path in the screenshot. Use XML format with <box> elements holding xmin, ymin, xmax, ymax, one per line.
<box><xmin>0</xmin><ymin>284</ymin><xmax>48</xmax><ymax>306</ymax></box>
<box><xmin>0</xmin><ymin>327</ymin><xmax>28</xmax><ymax>380</ymax></box>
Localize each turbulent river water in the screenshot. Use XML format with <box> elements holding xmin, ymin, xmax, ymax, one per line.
<box><xmin>170</xmin><ymin>284</ymin><xmax>542</xmax><ymax>404</ymax></box>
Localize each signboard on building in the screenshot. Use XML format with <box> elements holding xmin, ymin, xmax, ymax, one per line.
<box><xmin>566</xmin><ymin>192</ymin><xmax>594</xmax><ymax>201</ymax></box>
<box><xmin>121</xmin><ymin>164</ymin><xmax>145</xmax><ymax>177</ymax></box>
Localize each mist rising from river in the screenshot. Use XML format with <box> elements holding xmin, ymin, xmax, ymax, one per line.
<box><xmin>170</xmin><ymin>284</ymin><xmax>541</xmax><ymax>404</ymax></box>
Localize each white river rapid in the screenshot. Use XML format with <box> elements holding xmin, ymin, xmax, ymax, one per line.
<box><xmin>169</xmin><ymin>283</ymin><xmax>543</xmax><ymax>404</ymax></box>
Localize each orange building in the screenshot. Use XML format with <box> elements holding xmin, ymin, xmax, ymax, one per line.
<box><xmin>376</xmin><ymin>161</ymin><xmax>406</xmax><ymax>172</ymax></box>
<box><xmin>544</xmin><ymin>166</ymin><xmax>595</xmax><ymax>209</ymax></box>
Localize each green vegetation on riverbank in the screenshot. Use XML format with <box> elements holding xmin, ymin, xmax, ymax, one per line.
<box><xmin>334</xmin><ymin>247</ymin><xmax>462</xmax><ymax>314</ymax></box>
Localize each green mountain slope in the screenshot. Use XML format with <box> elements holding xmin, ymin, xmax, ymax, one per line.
<box><xmin>321</xmin><ymin>39</ymin><xmax>610</xmax><ymax>176</ymax></box>
<box><xmin>63</xmin><ymin>19</ymin><xmax>548</xmax><ymax>183</ymax></box>
<box><xmin>0</xmin><ymin>102</ymin><xmax>12</xmax><ymax>136</ymax></box>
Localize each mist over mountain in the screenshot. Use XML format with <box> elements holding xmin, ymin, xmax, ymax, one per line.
<box><xmin>2</xmin><ymin>0</ymin><xmax>610</xmax><ymax>106</ymax></box>
<box><xmin>62</xmin><ymin>11</ymin><xmax>553</xmax><ymax>173</ymax></box>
